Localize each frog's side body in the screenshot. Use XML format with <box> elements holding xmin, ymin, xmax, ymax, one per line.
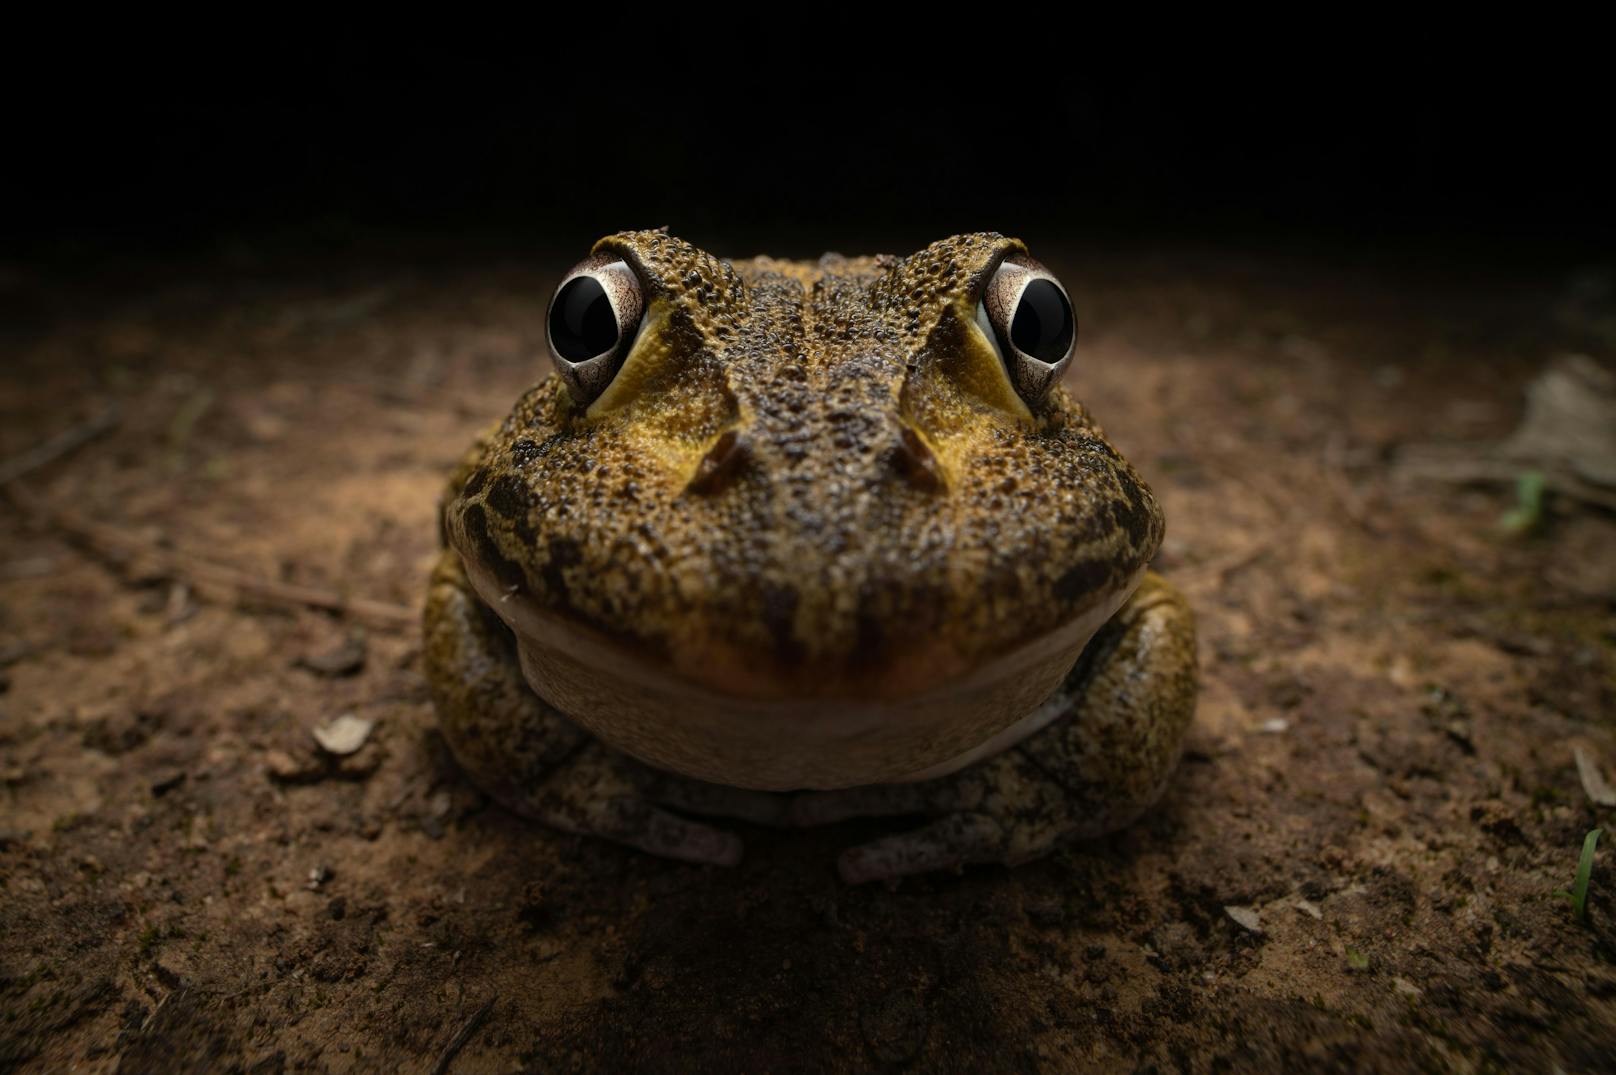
<box><xmin>423</xmin><ymin>231</ymin><xmax>1197</xmax><ymax>883</ymax></box>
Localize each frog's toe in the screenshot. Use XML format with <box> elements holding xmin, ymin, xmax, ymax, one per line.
<box><xmin>585</xmin><ymin>796</ymin><xmax>745</xmax><ymax>867</ymax></box>
<box><xmin>836</xmin><ymin>813</ymin><xmax>1008</xmax><ymax>884</ymax></box>
<box><xmin>523</xmin><ymin>743</ymin><xmax>745</xmax><ymax>866</ymax></box>
<box><xmin>814</xmin><ymin>749</ymin><xmax>1074</xmax><ymax>880</ymax></box>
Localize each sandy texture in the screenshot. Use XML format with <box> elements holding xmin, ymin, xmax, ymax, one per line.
<box><xmin>1</xmin><ymin>244</ymin><xmax>1613</xmax><ymax>1072</ymax></box>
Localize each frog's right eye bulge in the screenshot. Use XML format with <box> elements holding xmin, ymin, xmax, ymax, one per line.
<box><xmin>550</xmin><ymin>278</ymin><xmax>616</xmax><ymax>359</ymax></box>
<box><xmin>546</xmin><ymin>255</ymin><xmax>645</xmax><ymax>404</ymax></box>
<box><xmin>978</xmin><ymin>255</ymin><xmax>1077</xmax><ymax>404</ymax></box>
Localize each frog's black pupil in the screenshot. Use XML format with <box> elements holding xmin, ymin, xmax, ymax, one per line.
<box><xmin>1010</xmin><ymin>279</ymin><xmax>1074</xmax><ymax>364</ymax></box>
<box><xmin>550</xmin><ymin>276</ymin><xmax>619</xmax><ymax>362</ymax></box>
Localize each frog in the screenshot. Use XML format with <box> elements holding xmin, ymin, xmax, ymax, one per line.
<box><xmin>422</xmin><ymin>229</ymin><xmax>1197</xmax><ymax>884</ymax></box>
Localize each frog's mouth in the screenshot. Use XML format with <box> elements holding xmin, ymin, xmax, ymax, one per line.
<box><xmin>455</xmin><ymin>549</ymin><xmax>1143</xmax><ymax>790</ymax></box>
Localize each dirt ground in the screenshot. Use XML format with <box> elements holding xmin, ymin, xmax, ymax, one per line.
<box><xmin>1</xmin><ymin>238</ymin><xmax>1613</xmax><ymax>1073</ymax></box>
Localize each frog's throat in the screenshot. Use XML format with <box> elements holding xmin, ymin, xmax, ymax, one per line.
<box><xmin>457</xmin><ymin>553</ymin><xmax>1142</xmax><ymax>790</ymax></box>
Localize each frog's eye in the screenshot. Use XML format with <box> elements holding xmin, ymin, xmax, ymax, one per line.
<box><xmin>977</xmin><ymin>255</ymin><xmax>1077</xmax><ymax>403</ymax></box>
<box><xmin>546</xmin><ymin>254</ymin><xmax>645</xmax><ymax>404</ymax></box>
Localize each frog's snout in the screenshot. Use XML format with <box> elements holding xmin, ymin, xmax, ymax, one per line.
<box><xmin>684</xmin><ymin>429</ymin><xmax>750</xmax><ymax>497</ymax></box>
<box><xmin>886</xmin><ymin>422</ymin><xmax>947</xmax><ymax>494</ymax></box>
<box><xmin>683</xmin><ymin>420</ymin><xmax>946</xmax><ymax>500</ymax></box>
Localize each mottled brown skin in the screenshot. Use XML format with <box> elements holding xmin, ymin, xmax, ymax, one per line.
<box><xmin>423</xmin><ymin>231</ymin><xmax>1198</xmax><ymax>882</ymax></box>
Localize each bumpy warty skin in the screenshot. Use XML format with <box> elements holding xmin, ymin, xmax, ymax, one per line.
<box><xmin>441</xmin><ymin>230</ymin><xmax>1165</xmax><ymax>700</ymax></box>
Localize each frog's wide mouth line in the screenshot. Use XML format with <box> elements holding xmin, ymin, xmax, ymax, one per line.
<box><xmin>459</xmin><ymin>551</ymin><xmax>1138</xmax><ymax>706</ymax></box>
<box><xmin>457</xmin><ymin>550</ymin><xmax>1142</xmax><ymax>788</ymax></box>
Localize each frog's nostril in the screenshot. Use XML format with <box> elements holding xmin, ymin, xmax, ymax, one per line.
<box><xmin>888</xmin><ymin>424</ymin><xmax>946</xmax><ymax>493</ymax></box>
<box><xmin>685</xmin><ymin>429</ymin><xmax>751</xmax><ymax>496</ymax></box>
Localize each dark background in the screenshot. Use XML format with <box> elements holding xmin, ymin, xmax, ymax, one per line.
<box><xmin>6</xmin><ymin>45</ymin><xmax>1611</xmax><ymax>266</ymax></box>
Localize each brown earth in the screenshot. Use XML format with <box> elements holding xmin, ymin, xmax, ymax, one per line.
<box><xmin>1</xmin><ymin>241</ymin><xmax>1613</xmax><ymax>1073</ymax></box>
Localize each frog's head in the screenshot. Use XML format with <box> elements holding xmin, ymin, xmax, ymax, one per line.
<box><xmin>442</xmin><ymin>231</ymin><xmax>1163</xmax><ymax>788</ymax></box>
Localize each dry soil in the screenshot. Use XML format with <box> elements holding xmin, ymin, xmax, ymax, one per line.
<box><xmin>2</xmin><ymin>240</ymin><xmax>1613</xmax><ymax>1073</ymax></box>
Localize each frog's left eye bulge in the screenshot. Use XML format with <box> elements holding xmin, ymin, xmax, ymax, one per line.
<box><xmin>979</xmin><ymin>256</ymin><xmax>1077</xmax><ymax>403</ymax></box>
<box><xmin>550</xmin><ymin>277</ymin><xmax>617</xmax><ymax>359</ymax></box>
<box><xmin>546</xmin><ymin>255</ymin><xmax>645</xmax><ymax>404</ymax></box>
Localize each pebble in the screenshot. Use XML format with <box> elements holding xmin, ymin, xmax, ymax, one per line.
<box><xmin>1224</xmin><ymin>906</ymin><xmax>1262</xmax><ymax>933</ymax></box>
<box><xmin>297</xmin><ymin>635</ymin><xmax>367</xmax><ymax>678</ymax></box>
<box><xmin>313</xmin><ymin>715</ymin><xmax>374</xmax><ymax>756</ymax></box>
<box><xmin>265</xmin><ymin>749</ymin><xmax>309</xmax><ymax>782</ymax></box>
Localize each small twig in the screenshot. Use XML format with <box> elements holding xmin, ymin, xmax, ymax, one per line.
<box><xmin>3</xmin><ymin>408</ymin><xmax>417</xmax><ymax>629</ymax></box>
<box><xmin>0</xmin><ymin>406</ymin><xmax>121</xmax><ymax>486</ymax></box>
<box><xmin>1179</xmin><ymin>544</ymin><xmax>1269</xmax><ymax>588</ymax></box>
<box><xmin>430</xmin><ymin>998</ymin><xmax>495</xmax><ymax>1075</ymax></box>
<box><xmin>1396</xmin><ymin>446</ymin><xmax>1616</xmax><ymax>513</ymax></box>
<box><xmin>1319</xmin><ymin>433</ymin><xmax>1383</xmax><ymax>535</ymax></box>
<box><xmin>4</xmin><ymin>481</ymin><xmax>417</xmax><ymax>630</ymax></box>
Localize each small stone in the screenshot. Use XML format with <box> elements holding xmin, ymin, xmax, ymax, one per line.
<box><xmin>163</xmin><ymin>583</ymin><xmax>196</xmax><ymax>625</ymax></box>
<box><xmin>1295</xmin><ymin>899</ymin><xmax>1323</xmax><ymax>920</ymax></box>
<box><xmin>313</xmin><ymin>715</ymin><xmax>374</xmax><ymax>756</ymax></box>
<box><xmin>1387</xmin><ymin>655</ymin><xmax>1418</xmax><ymax>688</ymax></box>
<box><xmin>245</xmin><ymin>413</ymin><xmax>288</xmax><ymax>443</ymax></box>
<box><xmin>306</xmin><ymin>865</ymin><xmax>333</xmax><ymax>890</ymax></box>
<box><xmin>1224</xmin><ymin>905</ymin><xmax>1262</xmax><ymax>933</ymax></box>
<box><xmin>1258</xmin><ymin>718</ymin><xmax>1289</xmax><ymax>734</ymax></box>
<box><xmin>297</xmin><ymin>635</ymin><xmax>367</xmax><ymax>678</ymax></box>
<box><xmin>265</xmin><ymin>750</ymin><xmax>307</xmax><ymax>781</ymax></box>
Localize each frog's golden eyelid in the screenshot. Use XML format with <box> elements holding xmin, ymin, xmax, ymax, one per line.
<box><xmin>977</xmin><ymin>256</ymin><xmax>1077</xmax><ymax>404</ymax></box>
<box><xmin>546</xmin><ymin>255</ymin><xmax>645</xmax><ymax>405</ymax></box>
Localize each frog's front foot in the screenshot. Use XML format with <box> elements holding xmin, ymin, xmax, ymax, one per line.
<box><xmin>520</xmin><ymin>744</ymin><xmax>804</xmax><ymax>866</ymax></box>
<box><xmin>517</xmin><ymin>742</ymin><xmax>767</xmax><ymax>867</ymax></box>
<box><xmin>424</xmin><ymin>549</ymin><xmax>787</xmax><ymax>867</ymax></box>
<box><xmin>790</xmin><ymin>572</ymin><xmax>1197</xmax><ymax>884</ymax></box>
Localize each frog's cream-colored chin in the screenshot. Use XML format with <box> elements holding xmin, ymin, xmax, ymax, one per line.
<box><xmin>458</xmin><ymin>556</ymin><xmax>1142</xmax><ymax>791</ymax></box>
